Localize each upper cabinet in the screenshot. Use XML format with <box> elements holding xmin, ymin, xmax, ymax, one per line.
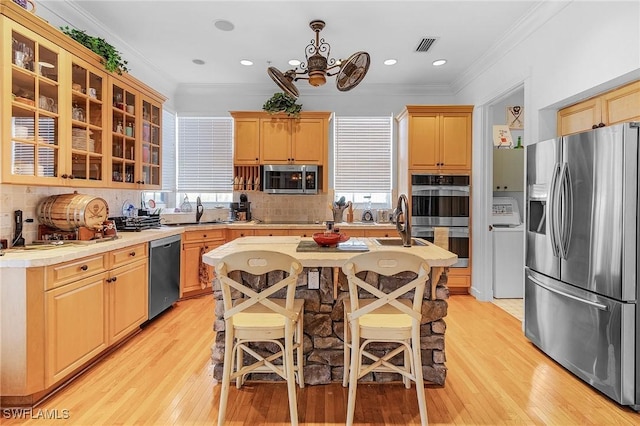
<box><xmin>397</xmin><ymin>105</ymin><xmax>473</xmax><ymax>174</ymax></box>
<box><xmin>231</xmin><ymin>115</ymin><xmax>260</xmax><ymax>165</ymax></box>
<box><xmin>557</xmin><ymin>80</ymin><xmax>640</xmax><ymax>136</ymax></box>
<box><xmin>1</xmin><ymin>2</ymin><xmax>166</xmax><ymax>188</ymax></box>
<box><xmin>493</xmin><ymin>148</ymin><xmax>524</xmax><ymax>192</ymax></box>
<box><xmin>230</xmin><ymin>111</ymin><xmax>330</xmax><ymax>166</ymax></box>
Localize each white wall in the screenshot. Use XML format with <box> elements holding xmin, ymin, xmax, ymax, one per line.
<box><xmin>458</xmin><ymin>0</ymin><xmax>640</xmax><ymax>300</ymax></box>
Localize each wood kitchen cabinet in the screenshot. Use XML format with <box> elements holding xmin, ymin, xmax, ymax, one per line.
<box><xmin>225</xmin><ymin>228</ymin><xmax>255</xmax><ymax>240</ymax></box>
<box><xmin>260</xmin><ymin>115</ymin><xmax>328</xmax><ymax>165</ymax></box>
<box><xmin>493</xmin><ymin>148</ymin><xmax>524</xmax><ymax>192</ymax></box>
<box><xmin>397</xmin><ymin>105</ymin><xmax>473</xmax><ymax>175</ymax></box>
<box><xmin>557</xmin><ymin>80</ymin><xmax>640</xmax><ymax>136</ymax></box>
<box><xmin>1</xmin><ymin>2</ymin><xmax>165</xmax><ymax>188</ymax></box>
<box><xmin>231</xmin><ymin>115</ymin><xmax>260</xmax><ymax>165</ymax></box>
<box><xmin>181</xmin><ymin>229</ymin><xmax>225</xmax><ymax>298</ymax></box>
<box><xmin>43</xmin><ymin>243</ymin><xmax>148</xmax><ymax>387</ymax></box>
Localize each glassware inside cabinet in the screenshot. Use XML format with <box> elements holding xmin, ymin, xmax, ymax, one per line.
<box><xmin>12</xmin><ymin>32</ymin><xmax>35</xmax><ymax>71</ymax></box>
<box><xmin>37</xmin><ymin>45</ymin><xmax>58</xmax><ymax>81</ymax></box>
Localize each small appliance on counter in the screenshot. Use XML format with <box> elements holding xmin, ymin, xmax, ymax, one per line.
<box><xmin>231</xmin><ymin>193</ymin><xmax>251</xmax><ymax>222</ymax></box>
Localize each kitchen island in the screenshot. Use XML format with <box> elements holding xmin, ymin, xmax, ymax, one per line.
<box><xmin>203</xmin><ymin>236</ymin><xmax>457</xmax><ymax>386</ymax></box>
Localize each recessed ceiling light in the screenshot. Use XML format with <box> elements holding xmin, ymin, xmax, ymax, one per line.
<box><xmin>214</xmin><ymin>19</ymin><xmax>235</xmax><ymax>31</ymax></box>
<box><xmin>288</xmin><ymin>59</ymin><xmax>301</xmax><ymax>66</ymax></box>
<box><xmin>240</xmin><ymin>60</ymin><xmax>253</xmax><ymax>66</ymax></box>
<box><xmin>383</xmin><ymin>59</ymin><xmax>397</xmax><ymax>66</ymax></box>
<box><xmin>432</xmin><ymin>59</ymin><xmax>447</xmax><ymax>66</ymax></box>
<box><xmin>192</xmin><ymin>59</ymin><xmax>205</xmax><ymax>65</ymax></box>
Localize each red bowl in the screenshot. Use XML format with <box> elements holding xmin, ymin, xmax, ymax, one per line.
<box><xmin>313</xmin><ymin>232</ymin><xmax>347</xmax><ymax>246</ymax></box>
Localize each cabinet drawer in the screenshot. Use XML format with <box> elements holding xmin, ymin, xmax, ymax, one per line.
<box><xmin>226</xmin><ymin>229</ymin><xmax>255</xmax><ymax>240</ymax></box>
<box><xmin>184</xmin><ymin>229</ymin><xmax>226</xmax><ymax>242</ymax></box>
<box><xmin>364</xmin><ymin>229</ymin><xmax>395</xmax><ymax>238</ymax></box>
<box><xmin>254</xmin><ymin>228</ymin><xmax>288</xmax><ymax>236</ymax></box>
<box><xmin>46</xmin><ymin>254</ymin><xmax>107</xmax><ymax>290</ymax></box>
<box><xmin>288</xmin><ymin>228</ymin><xmax>323</xmax><ymax>238</ymax></box>
<box><xmin>109</xmin><ymin>243</ymin><xmax>148</xmax><ymax>269</ymax></box>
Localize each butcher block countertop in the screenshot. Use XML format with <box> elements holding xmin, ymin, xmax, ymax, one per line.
<box><xmin>202</xmin><ymin>236</ymin><xmax>458</xmax><ymax>269</ymax></box>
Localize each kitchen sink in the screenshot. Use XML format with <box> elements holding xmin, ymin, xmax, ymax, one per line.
<box><xmin>374</xmin><ymin>238</ymin><xmax>427</xmax><ymax>246</ymax></box>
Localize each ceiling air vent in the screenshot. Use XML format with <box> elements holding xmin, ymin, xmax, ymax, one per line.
<box><xmin>415</xmin><ymin>37</ymin><xmax>438</xmax><ymax>52</ymax></box>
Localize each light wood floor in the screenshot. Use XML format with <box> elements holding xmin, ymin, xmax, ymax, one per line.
<box><xmin>4</xmin><ymin>295</ymin><xmax>639</xmax><ymax>425</ymax></box>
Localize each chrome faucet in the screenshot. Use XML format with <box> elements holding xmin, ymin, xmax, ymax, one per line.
<box><xmin>394</xmin><ymin>194</ymin><xmax>411</xmax><ymax>247</ymax></box>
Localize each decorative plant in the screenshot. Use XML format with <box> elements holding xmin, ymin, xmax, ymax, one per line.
<box><xmin>262</xmin><ymin>93</ymin><xmax>302</xmax><ymax>117</ymax></box>
<box><xmin>60</xmin><ymin>26</ymin><xmax>129</xmax><ymax>75</ymax></box>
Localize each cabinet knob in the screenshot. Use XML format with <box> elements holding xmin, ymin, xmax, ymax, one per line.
<box><xmin>504</xmin><ymin>186</ymin><xmax>508</xmax><ymax>190</ymax></box>
<box><xmin>598</xmin><ymin>122</ymin><xmax>605</xmax><ymax>128</ymax></box>
<box><xmin>80</xmin><ymin>264</ymin><xmax>88</xmax><ymax>271</ymax></box>
<box><xmin>61</xmin><ymin>174</ymin><xmax>68</xmax><ymax>179</ymax></box>
<box><xmin>106</xmin><ymin>277</ymin><xmax>112</xmax><ymax>283</ymax></box>
<box><xmin>592</xmin><ymin>124</ymin><xmax>599</xmax><ymax>129</ymax></box>
<box><xmin>130</xmin><ymin>251</ymin><xmax>136</xmax><ymax>257</ymax></box>
<box><xmin>203</xmin><ymin>234</ymin><xmax>207</xmax><ymax>238</ymax></box>
<box><xmin>112</xmin><ymin>276</ymin><xmax>117</xmax><ymax>282</ymax></box>
<box><xmin>68</xmin><ymin>175</ymin><xmax>75</xmax><ymax>179</ymax></box>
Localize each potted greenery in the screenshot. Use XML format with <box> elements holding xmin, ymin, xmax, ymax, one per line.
<box><xmin>262</xmin><ymin>93</ymin><xmax>302</xmax><ymax>117</ymax></box>
<box><xmin>60</xmin><ymin>26</ymin><xmax>129</xmax><ymax>75</ymax></box>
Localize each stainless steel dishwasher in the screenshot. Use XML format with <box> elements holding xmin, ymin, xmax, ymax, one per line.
<box><xmin>148</xmin><ymin>234</ymin><xmax>181</xmax><ymax>320</ymax></box>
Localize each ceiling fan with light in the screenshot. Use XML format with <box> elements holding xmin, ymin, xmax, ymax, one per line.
<box><xmin>267</xmin><ymin>20</ymin><xmax>370</xmax><ymax>98</ymax></box>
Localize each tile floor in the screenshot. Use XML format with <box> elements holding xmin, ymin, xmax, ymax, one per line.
<box><xmin>492</xmin><ymin>298</ymin><xmax>524</xmax><ymax>321</ymax></box>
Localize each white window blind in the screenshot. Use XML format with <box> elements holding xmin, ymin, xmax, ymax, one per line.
<box><xmin>177</xmin><ymin>117</ymin><xmax>233</xmax><ymax>192</ymax></box>
<box><xmin>162</xmin><ymin>109</ymin><xmax>176</xmax><ymax>191</ymax></box>
<box><xmin>334</xmin><ymin>116</ymin><xmax>392</xmax><ymax>192</ymax></box>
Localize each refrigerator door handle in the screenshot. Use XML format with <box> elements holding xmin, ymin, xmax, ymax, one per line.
<box><xmin>548</xmin><ymin>163</ymin><xmax>562</xmax><ymax>257</ymax></box>
<box><xmin>527</xmin><ymin>274</ymin><xmax>609</xmax><ymax>311</ymax></box>
<box><xmin>559</xmin><ymin>162</ymin><xmax>573</xmax><ymax>259</ymax></box>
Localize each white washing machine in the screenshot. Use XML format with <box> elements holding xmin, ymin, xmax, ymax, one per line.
<box><xmin>492</xmin><ymin>197</ymin><xmax>524</xmax><ymax>298</ymax></box>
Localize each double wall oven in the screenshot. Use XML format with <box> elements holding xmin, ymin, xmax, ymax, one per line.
<box><xmin>410</xmin><ymin>174</ymin><xmax>470</xmax><ymax>268</ymax></box>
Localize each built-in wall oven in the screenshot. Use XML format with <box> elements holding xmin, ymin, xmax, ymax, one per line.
<box><xmin>410</xmin><ymin>174</ymin><xmax>470</xmax><ymax>268</ymax></box>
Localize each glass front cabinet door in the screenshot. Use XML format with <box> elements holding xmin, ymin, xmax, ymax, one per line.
<box><xmin>69</xmin><ymin>57</ymin><xmax>106</xmax><ymax>185</ymax></box>
<box><xmin>110</xmin><ymin>81</ymin><xmax>138</xmax><ymax>186</ymax></box>
<box><xmin>3</xmin><ymin>20</ymin><xmax>63</xmax><ymax>184</ymax></box>
<box><xmin>141</xmin><ymin>98</ymin><xmax>162</xmax><ymax>187</ymax></box>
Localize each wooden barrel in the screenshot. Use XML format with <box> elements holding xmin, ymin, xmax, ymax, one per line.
<box><xmin>37</xmin><ymin>193</ymin><xmax>108</xmax><ymax>231</ymax></box>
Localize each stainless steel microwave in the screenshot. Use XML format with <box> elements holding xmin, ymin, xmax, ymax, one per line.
<box><xmin>263</xmin><ymin>165</ymin><xmax>318</xmax><ymax>194</ymax></box>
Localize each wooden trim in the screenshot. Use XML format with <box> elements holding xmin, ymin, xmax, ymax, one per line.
<box><xmin>1</xmin><ymin>1</ymin><xmax>166</xmax><ymax>101</ymax></box>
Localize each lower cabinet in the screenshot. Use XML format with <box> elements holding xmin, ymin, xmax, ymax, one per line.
<box><xmin>43</xmin><ymin>244</ymin><xmax>148</xmax><ymax>388</ymax></box>
<box><xmin>181</xmin><ymin>229</ymin><xmax>225</xmax><ymax>298</ymax></box>
<box><xmin>45</xmin><ymin>274</ymin><xmax>108</xmax><ymax>386</ymax></box>
<box><xmin>109</xmin><ymin>260</ymin><xmax>148</xmax><ymax>343</ymax></box>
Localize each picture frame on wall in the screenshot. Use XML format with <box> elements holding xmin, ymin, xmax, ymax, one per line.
<box><xmin>506</xmin><ymin>105</ymin><xmax>524</xmax><ymax>129</ymax></box>
<box><xmin>493</xmin><ymin>125</ymin><xmax>513</xmax><ymax>148</ymax></box>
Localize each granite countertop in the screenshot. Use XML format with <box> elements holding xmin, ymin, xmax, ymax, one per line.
<box><xmin>172</xmin><ymin>221</ymin><xmax>395</xmax><ymax>230</ymax></box>
<box><xmin>202</xmin><ymin>236</ymin><xmax>458</xmax><ymax>269</ymax></box>
<box><xmin>0</xmin><ymin>227</ymin><xmax>184</xmax><ymax>268</ymax></box>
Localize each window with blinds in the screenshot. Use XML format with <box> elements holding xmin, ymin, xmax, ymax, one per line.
<box><xmin>334</xmin><ymin>116</ymin><xmax>393</xmax><ymax>206</ymax></box>
<box><xmin>177</xmin><ymin>117</ymin><xmax>233</xmax><ymax>193</ymax></box>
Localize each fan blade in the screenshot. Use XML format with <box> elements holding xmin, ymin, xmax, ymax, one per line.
<box><xmin>267</xmin><ymin>66</ymin><xmax>300</xmax><ymax>98</ymax></box>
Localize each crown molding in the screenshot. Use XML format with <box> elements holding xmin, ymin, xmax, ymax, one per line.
<box><xmin>451</xmin><ymin>1</ymin><xmax>572</xmax><ymax>94</ymax></box>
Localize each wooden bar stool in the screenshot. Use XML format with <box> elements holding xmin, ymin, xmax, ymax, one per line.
<box><xmin>342</xmin><ymin>251</ymin><xmax>431</xmax><ymax>426</ymax></box>
<box><xmin>216</xmin><ymin>250</ymin><xmax>305</xmax><ymax>426</ymax></box>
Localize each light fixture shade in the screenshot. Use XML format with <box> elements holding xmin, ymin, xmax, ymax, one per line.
<box><xmin>267</xmin><ymin>20</ymin><xmax>370</xmax><ymax>94</ymax></box>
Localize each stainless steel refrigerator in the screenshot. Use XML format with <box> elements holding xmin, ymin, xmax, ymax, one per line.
<box><xmin>525</xmin><ymin>122</ymin><xmax>639</xmax><ymax>411</ymax></box>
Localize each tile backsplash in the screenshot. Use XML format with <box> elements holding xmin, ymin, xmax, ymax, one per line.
<box><xmin>0</xmin><ymin>184</ymin><xmax>141</xmax><ymax>245</ymax></box>
<box><xmin>0</xmin><ymin>184</ymin><xmax>378</xmax><ymax>246</ymax></box>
